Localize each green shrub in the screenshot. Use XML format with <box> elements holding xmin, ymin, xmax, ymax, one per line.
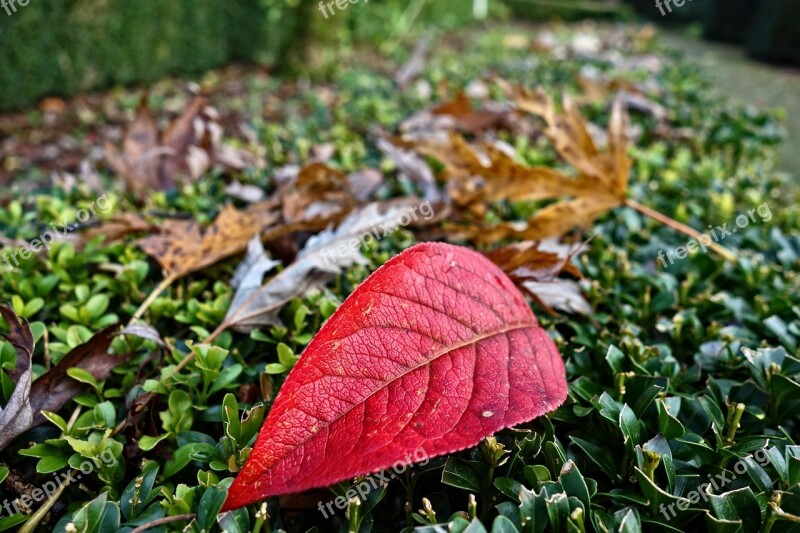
<box><xmin>0</xmin><ymin>0</ymin><xmax>275</xmax><ymax>111</ymax></box>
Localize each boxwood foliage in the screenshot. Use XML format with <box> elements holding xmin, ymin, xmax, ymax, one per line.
<box><xmin>0</xmin><ymin>24</ymin><xmax>799</xmax><ymax>533</ymax></box>
<box><xmin>0</xmin><ymin>0</ymin><xmax>277</xmax><ymax>111</ymax></box>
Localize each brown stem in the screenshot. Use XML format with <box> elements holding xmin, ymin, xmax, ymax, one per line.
<box><xmin>130</xmin><ymin>513</ymin><xmax>196</xmax><ymax>533</ymax></box>
<box><xmin>131</xmin><ymin>276</ymin><xmax>175</xmax><ymax>323</ymax></box>
<box><xmin>625</xmin><ymin>198</ymin><xmax>738</xmax><ymax>264</ymax></box>
<box><xmin>18</xmin><ymin>471</ymin><xmax>75</xmax><ymax>533</ymax></box>
<box><xmin>166</xmin><ymin>322</ymin><xmax>227</xmax><ymax>379</ymax></box>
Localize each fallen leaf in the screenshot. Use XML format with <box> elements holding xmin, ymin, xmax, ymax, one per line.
<box><xmin>0</xmin><ymin>307</ymin><xmax>130</xmax><ymax>451</ymax></box>
<box><xmin>376</xmin><ymin>136</ymin><xmax>442</xmax><ymax>204</ymax></box>
<box><xmin>486</xmin><ymin>240</ymin><xmax>590</xmax><ymax>315</ymax></box>
<box><xmin>410</xmin><ymin>134</ymin><xmax>584</xmax><ymax>215</ymax></box>
<box><xmin>400</xmin><ymin>91</ymin><xmax>516</xmax><ymax>138</ymax></box>
<box><xmin>222</xmin><ymin>242</ymin><xmax>568</xmax><ymax>508</ymax></box>
<box><xmin>224</xmin><ymin>181</ymin><xmax>266</xmax><ymax>203</ymax></box>
<box><xmin>104</xmin><ymin>94</ymin><xmax>171</xmax><ymax>197</ymax></box>
<box><xmin>137</xmin><ymin>203</ymin><xmax>280</xmax><ymax>282</ymax></box>
<box><xmin>160</xmin><ymin>96</ymin><xmax>210</xmax><ymax>182</ymax></box>
<box><xmin>0</xmin><ymin>305</ymin><xmax>34</xmax><ymax>451</ymax></box>
<box><xmin>227</xmin><ymin>236</ymin><xmax>281</xmax><ymax>317</ymax></box>
<box><xmin>104</xmin><ymin>95</ymin><xmax>260</xmax><ymax>198</ymax></box>
<box><xmin>216</xmin><ymin>199</ymin><xmax>429</xmax><ymax>335</ymax></box>
<box><xmin>29</xmin><ymin>325</ymin><xmax>129</xmax><ymax>426</ymax></box>
<box><xmin>346</xmin><ymin>169</ymin><xmax>384</xmax><ymax>202</ymax></box>
<box><xmin>121</xmin><ymin>323</ymin><xmax>166</xmax><ymax>347</ymax></box>
<box><xmin>521</xmin><ymin>279</ymin><xmax>591</xmax><ymax>315</ymax></box>
<box><xmin>281</xmin><ymin>163</ymin><xmax>354</xmax><ymax>226</ymax></box>
<box><xmin>406</xmin><ymin>84</ymin><xmax>632</xmax><ymax>242</ymax></box>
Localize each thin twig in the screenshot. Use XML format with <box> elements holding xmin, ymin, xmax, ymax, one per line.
<box><xmin>625</xmin><ymin>198</ymin><xmax>738</xmax><ymax>263</ymax></box>
<box><xmin>18</xmin><ymin>470</ymin><xmax>75</xmax><ymax>533</ymax></box>
<box><xmin>131</xmin><ymin>276</ymin><xmax>175</xmax><ymax>323</ymax></box>
<box><xmin>130</xmin><ymin>513</ymin><xmax>196</xmax><ymax>533</ymax></box>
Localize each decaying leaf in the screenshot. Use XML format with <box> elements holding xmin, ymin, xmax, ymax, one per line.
<box><xmin>121</xmin><ymin>323</ymin><xmax>166</xmax><ymax>347</ymax></box>
<box><xmin>29</xmin><ymin>325</ymin><xmax>130</xmax><ymax>426</ymax></box>
<box><xmin>137</xmin><ymin>202</ymin><xmax>280</xmax><ymax>282</ymax></box>
<box><xmin>346</xmin><ymin>168</ymin><xmax>384</xmax><ymax>202</ymax></box>
<box><xmin>375</xmin><ymin>136</ymin><xmax>442</xmax><ymax>204</ymax></box>
<box><xmin>0</xmin><ymin>307</ymin><xmax>130</xmax><ymax>451</ymax></box>
<box><xmin>216</xmin><ymin>199</ymin><xmax>430</xmax><ymax>335</ymax></box>
<box><xmin>485</xmin><ymin>239</ymin><xmax>590</xmax><ymax>315</ymax></box>
<box><xmin>103</xmin><ymin>95</ymin><xmax>165</xmax><ymax>196</ymax></box>
<box><xmin>400</xmin><ymin>90</ymin><xmax>518</xmax><ymax>139</ymax></box>
<box><xmin>400</xmin><ymin>84</ymin><xmax>632</xmax><ymax>242</ymax></box>
<box><xmin>225</xmin><ymin>181</ymin><xmax>266</xmax><ymax>204</ymax></box>
<box><xmin>281</xmin><ymin>163</ymin><xmax>355</xmax><ymax>226</ymax></box>
<box><xmin>0</xmin><ymin>305</ymin><xmax>34</xmax><ymax>451</ymax></box>
<box><xmin>227</xmin><ymin>236</ymin><xmax>281</xmax><ymax>317</ymax></box>
<box><xmin>104</xmin><ymin>95</ymin><xmax>261</xmax><ymax>198</ymax></box>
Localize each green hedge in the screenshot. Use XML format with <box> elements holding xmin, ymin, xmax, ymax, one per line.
<box><xmin>0</xmin><ymin>0</ymin><xmax>285</xmax><ymax>111</ymax></box>
<box><xmin>0</xmin><ymin>0</ymin><xmax>487</xmax><ymax>111</ymax></box>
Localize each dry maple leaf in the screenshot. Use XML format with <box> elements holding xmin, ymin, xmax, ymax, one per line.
<box><xmin>400</xmin><ymin>84</ymin><xmax>631</xmax><ymax>243</ymax></box>
<box><xmin>137</xmin><ymin>202</ymin><xmax>280</xmax><ymax>282</ymax></box>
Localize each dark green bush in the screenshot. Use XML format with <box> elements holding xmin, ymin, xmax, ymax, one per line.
<box><xmin>0</xmin><ymin>0</ymin><xmax>276</xmax><ymax>111</ymax></box>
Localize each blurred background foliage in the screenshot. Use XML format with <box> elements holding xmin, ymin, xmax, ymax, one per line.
<box><xmin>0</xmin><ymin>0</ymin><xmax>797</xmax><ymax>112</ymax></box>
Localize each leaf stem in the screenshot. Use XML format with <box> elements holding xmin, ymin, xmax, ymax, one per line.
<box><xmin>167</xmin><ymin>322</ymin><xmax>227</xmax><ymax>379</ymax></box>
<box><xmin>131</xmin><ymin>276</ymin><xmax>175</xmax><ymax>323</ymax></box>
<box><xmin>624</xmin><ymin>198</ymin><xmax>738</xmax><ymax>264</ymax></box>
<box><xmin>18</xmin><ymin>470</ymin><xmax>75</xmax><ymax>533</ymax></box>
<box><xmin>129</xmin><ymin>513</ymin><xmax>196</xmax><ymax>533</ymax></box>
<box><xmin>724</xmin><ymin>402</ymin><xmax>746</xmax><ymax>446</ymax></box>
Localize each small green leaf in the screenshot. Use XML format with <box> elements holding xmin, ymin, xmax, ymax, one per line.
<box><xmin>708</xmin><ymin>487</ymin><xmax>761</xmax><ymax>531</ymax></box>
<box><xmin>197</xmin><ymin>487</ymin><xmax>228</xmax><ymax>531</ymax></box>
<box><xmin>442</xmin><ymin>457</ymin><xmax>483</xmax><ymax>492</ymax></box>
<box><xmin>66</xmin><ymin>367</ymin><xmax>99</xmax><ymax>388</ymax></box>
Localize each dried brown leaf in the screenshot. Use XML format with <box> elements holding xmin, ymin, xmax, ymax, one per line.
<box><xmin>218</xmin><ymin>199</ymin><xmax>427</xmax><ymax>335</ymax></box>
<box><xmin>30</xmin><ymin>325</ymin><xmax>130</xmax><ymax>426</ymax></box>
<box><xmin>281</xmin><ymin>163</ymin><xmax>355</xmax><ymax>226</ymax></box>
<box><xmin>485</xmin><ymin>240</ymin><xmax>589</xmax><ymax>315</ymax></box>
<box><xmin>0</xmin><ymin>308</ymin><xmax>130</xmax><ymax>451</ymax></box>
<box><xmin>137</xmin><ymin>202</ymin><xmax>280</xmax><ymax>281</ymax></box>
<box><xmin>0</xmin><ymin>305</ymin><xmax>33</xmax><ymax>451</ymax></box>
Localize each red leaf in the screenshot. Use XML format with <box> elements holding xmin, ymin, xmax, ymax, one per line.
<box><xmin>222</xmin><ymin>242</ymin><xmax>567</xmax><ymax>510</ymax></box>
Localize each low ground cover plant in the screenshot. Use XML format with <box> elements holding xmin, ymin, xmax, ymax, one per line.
<box><xmin>0</xmin><ymin>23</ymin><xmax>798</xmax><ymax>533</ymax></box>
